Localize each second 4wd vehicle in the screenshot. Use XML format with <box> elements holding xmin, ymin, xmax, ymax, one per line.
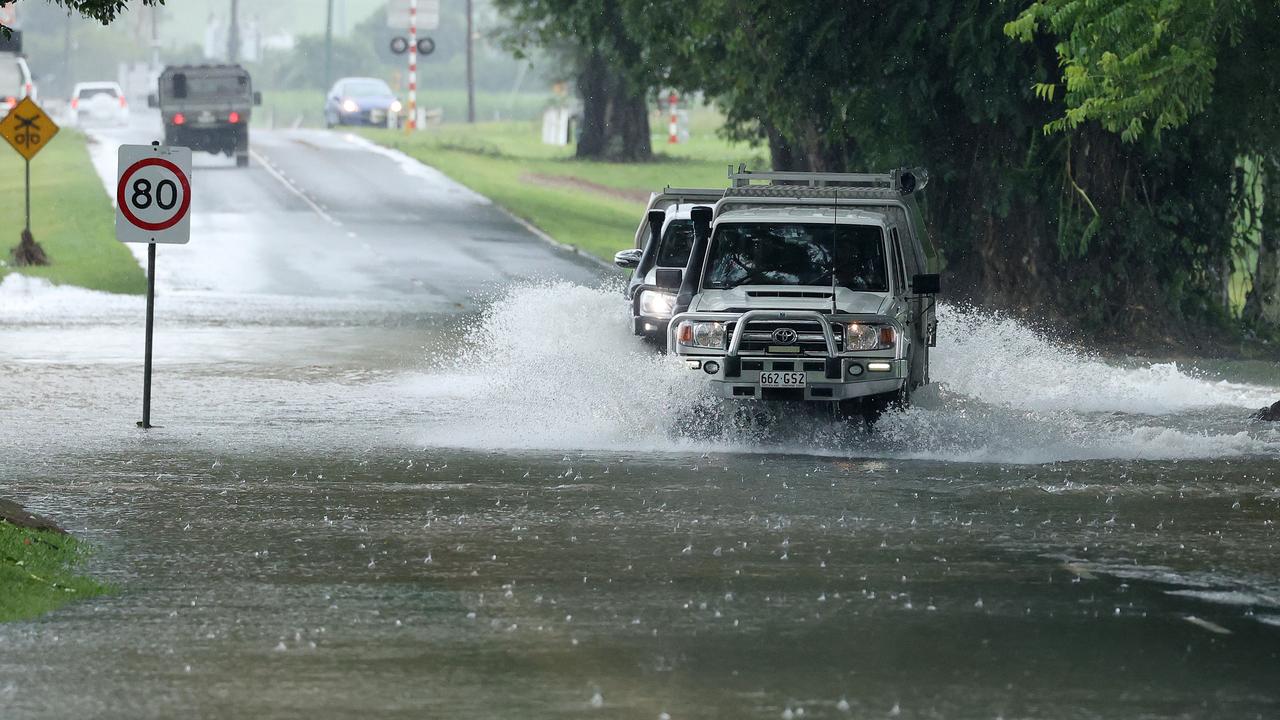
<box><xmin>149</xmin><ymin>64</ymin><xmax>261</xmax><ymax>167</ymax></box>
<box><xmin>615</xmin><ymin>187</ymin><xmax>722</xmax><ymax>341</ymax></box>
<box><xmin>664</xmin><ymin>168</ymin><xmax>940</xmax><ymax>423</ymax></box>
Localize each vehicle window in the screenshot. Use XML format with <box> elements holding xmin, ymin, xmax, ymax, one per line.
<box><xmin>168</xmin><ymin>73</ymin><xmax>250</xmax><ymax>99</ymax></box>
<box><xmin>343</xmin><ymin>80</ymin><xmax>392</xmax><ymax>97</ymax></box>
<box><xmin>703</xmin><ymin>222</ymin><xmax>887</xmax><ymax>291</ymax></box>
<box><xmin>78</xmin><ymin>87</ymin><xmax>119</xmax><ymax>100</ymax></box>
<box><xmin>655</xmin><ymin>219</ymin><xmax>695</xmax><ymax>267</ymax></box>
<box><xmin>890</xmin><ymin>228</ymin><xmax>907</xmax><ymax>292</ymax></box>
<box><xmin>0</xmin><ymin>60</ymin><xmax>20</xmax><ymax>94</ymax></box>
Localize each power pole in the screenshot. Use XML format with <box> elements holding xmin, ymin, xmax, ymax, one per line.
<box><xmin>465</xmin><ymin>0</ymin><xmax>475</xmax><ymax>123</ymax></box>
<box><xmin>63</xmin><ymin>10</ymin><xmax>71</xmax><ymax>97</ymax></box>
<box><xmin>324</xmin><ymin>0</ymin><xmax>334</xmax><ymax>89</ymax></box>
<box><xmin>150</xmin><ymin>6</ymin><xmax>160</xmax><ymax>74</ymax></box>
<box><xmin>227</xmin><ymin>0</ymin><xmax>240</xmax><ymax>63</ymax></box>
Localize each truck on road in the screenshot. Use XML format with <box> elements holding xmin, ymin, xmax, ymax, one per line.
<box><xmin>660</xmin><ymin>168</ymin><xmax>940</xmax><ymax>423</ymax></box>
<box><xmin>149</xmin><ymin>64</ymin><xmax>261</xmax><ymax>167</ymax></box>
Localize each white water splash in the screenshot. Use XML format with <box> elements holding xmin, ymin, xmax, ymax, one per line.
<box><xmin>408</xmin><ymin>282</ymin><xmax>1280</xmax><ymax>463</ymax></box>
<box><xmin>934</xmin><ymin>304</ymin><xmax>1276</xmax><ymax>414</ymax></box>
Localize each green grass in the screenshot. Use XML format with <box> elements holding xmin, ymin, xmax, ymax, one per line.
<box><xmin>0</xmin><ymin>130</ymin><xmax>147</xmax><ymax>294</ymax></box>
<box><xmin>254</xmin><ymin>89</ymin><xmax>557</xmax><ymax>129</ymax></box>
<box><xmin>356</xmin><ymin>117</ymin><xmax>768</xmax><ymax>261</ymax></box>
<box><xmin>0</xmin><ymin>521</ymin><xmax>109</xmax><ymax>623</ymax></box>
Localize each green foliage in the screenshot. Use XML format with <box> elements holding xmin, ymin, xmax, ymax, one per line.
<box><xmin>0</xmin><ymin>521</ymin><xmax>109</xmax><ymax>622</ymax></box>
<box><xmin>486</xmin><ymin>0</ymin><xmax>1277</xmax><ymax>337</ymax></box>
<box><xmin>1</xmin><ymin>0</ymin><xmax>163</xmax><ymax>35</ymax></box>
<box><xmin>1006</xmin><ymin>0</ymin><xmax>1252</xmax><ymax>141</ymax></box>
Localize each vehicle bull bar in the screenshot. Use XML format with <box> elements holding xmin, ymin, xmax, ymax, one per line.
<box><xmin>667</xmin><ymin>310</ymin><xmax>842</xmax><ymax>358</ymax></box>
<box><xmin>727</xmin><ymin>310</ymin><xmax>839</xmax><ymax>357</ymax></box>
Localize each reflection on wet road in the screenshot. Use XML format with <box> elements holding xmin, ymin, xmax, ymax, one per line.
<box><xmin>1</xmin><ymin>119</ymin><xmax>1278</xmax><ymax>718</ymax></box>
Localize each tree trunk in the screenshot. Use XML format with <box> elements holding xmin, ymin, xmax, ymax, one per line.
<box><xmin>1245</xmin><ymin>158</ymin><xmax>1280</xmax><ymax>328</ymax></box>
<box><xmin>575</xmin><ymin>50</ymin><xmax>650</xmax><ymax>162</ymax></box>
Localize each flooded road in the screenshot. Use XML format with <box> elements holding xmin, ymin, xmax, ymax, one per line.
<box><xmin>2</xmin><ymin>122</ymin><xmax>1279</xmax><ymax>718</ymax></box>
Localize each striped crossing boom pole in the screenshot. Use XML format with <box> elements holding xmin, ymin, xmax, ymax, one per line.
<box><xmin>668</xmin><ymin>91</ymin><xmax>679</xmax><ymax>144</ymax></box>
<box><xmin>407</xmin><ymin>0</ymin><xmax>418</xmax><ymax>131</ymax></box>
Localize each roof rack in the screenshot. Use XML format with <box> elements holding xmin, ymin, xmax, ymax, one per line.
<box><xmin>727</xmin><ymin>165</ymin><xmax>927</xmax><ymax>196</ymax></box>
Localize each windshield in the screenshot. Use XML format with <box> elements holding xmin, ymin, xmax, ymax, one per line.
<box><xmin>655</xmin><ymin>219</ymin><xmax>695</xmax><ymax>268</ymax></box>
<box><xmin>167</xmin><ymin>72</ymin><xmax>250</xmax><ymax>100</ymax></box>
<box><xmin>0</xmin><ymin>60</ymin><xmax>21</xmax><ymax>94</ymax></box>
<box><xmin>703</xmin><ymin>222</ymin><xmax>888</xmax><ymax>291</ymax></box>
<box><xmin>344</xmin><ymin>80</ymin><xmax>392</xmax><ymax>97</ymax></box>
<box><xmin>77</xmin><ymin>87</ymin><xmax>119</xmax><ymax>99</ymax></box>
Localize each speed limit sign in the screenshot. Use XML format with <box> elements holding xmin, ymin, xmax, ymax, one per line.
<box><xmin>115</xmin><ymin>143</ymin><xmax>192</xmax><ymax>244</ymax></box>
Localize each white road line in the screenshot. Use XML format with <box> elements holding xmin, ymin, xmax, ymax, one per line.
<box><xmin>249</xmin><ymin>149</ymin><xmax>342</xmax><ymax>227</ymax></box>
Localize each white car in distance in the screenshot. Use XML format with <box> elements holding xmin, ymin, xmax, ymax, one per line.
<box><xmin>71</xmin><ymin>81</ymin><xmax>129</xmax><ymax>126</ymax></box>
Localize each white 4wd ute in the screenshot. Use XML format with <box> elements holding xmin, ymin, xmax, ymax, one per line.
<box><xmin>664</xmin><ymin>169</ymin><xmax>940</xmax><ymax>422</ymax></box>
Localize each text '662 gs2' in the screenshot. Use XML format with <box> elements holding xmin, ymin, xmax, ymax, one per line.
<box><xmin>617</xmin><ymin>168</ymin><xmax>941</xmax><ymax>424</ymax></box>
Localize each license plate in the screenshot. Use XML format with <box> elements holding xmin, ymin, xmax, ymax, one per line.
<box><xmin>760</xmin><ymin>371</ymin><xmax>806</xmax><ymax>388</ymax></box>
<box><xmin>198</xmin><ymin>111</ymin><xmax>215</xmax><ymax>123</ymax></box>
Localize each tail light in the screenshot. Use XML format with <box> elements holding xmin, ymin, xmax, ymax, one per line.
<box><xmin>70</xmin><ymin>98</ymin><xmax>79</xmax><ymax>109</ymax></box>
<box><xmin>4</xmin><ymin>97</ymin><xmax>15</xmax><ymax>109</ymax></box>
<box><xmin>119</xmin><ymin>96</ymin><xmax>127</xmax><ymax>108</ymax></box>
<box><xmin>228</xmin><ymin>111</ymin><xmax>240</xmax><ymax>124</ymax></box>
<box><xmin>172</xmin><ymin>112</ymin><xmax>186</xmax><ymax>125</ymax></box>
<box><xmin>24</xmin><ymin>82</ymin><xmax>32</xmax><ymax>96</ymax></box>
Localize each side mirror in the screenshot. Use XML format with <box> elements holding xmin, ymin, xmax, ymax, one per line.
<box><xmin>911</xmin><ymin>273</ymin><xmax>941</xmax><ymax>295</ymax></box>
<box><xmin>147</xmin><ymin>93</ymin><xmax>158</xmax><ymax>108</ymax></box>
<box><xmin>253</xmin><ymin>91</ymin><xmax>262</xmax><ymax>106</ymax></box>
<box><xmin>655</xmin><ymin>268</ymin><xmax>682</xmax><ymax>290</ymax></box>
<box><xmin>613</xmin><ymin>248</ymin><xmax>643</xmax><ymax>269</ymax></box>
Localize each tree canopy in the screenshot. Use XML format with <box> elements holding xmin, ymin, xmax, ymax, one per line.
<box><xmin>2</xmin><ymin>0</ymin><xmax>163</xmax><ymax>35</ymax></box>
<box><xmin>494</xmin><ymin>0</ymin><xmax>1280</xmax><ymax>340</ymax></box>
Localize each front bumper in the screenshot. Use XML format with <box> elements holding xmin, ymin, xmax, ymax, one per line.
<box><xmin>670</xmin><ymin>309</ymin><xmax>906</xmax><ymax>402</ymax></box>
<box><xmin>685</xmin><ymin>356</ymin><xmax>906</xmax><ymax>400</ymax></box>
<box><xmin>338</xmin><ymin>109</ymin><xmax>389</xmax><ymax>126</ymax></box>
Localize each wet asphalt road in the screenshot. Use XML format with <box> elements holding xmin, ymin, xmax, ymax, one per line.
<box><xmin>1</xmin><ymin>117</ymin><xmax>1279</xmax><ymax>719</ymax></box>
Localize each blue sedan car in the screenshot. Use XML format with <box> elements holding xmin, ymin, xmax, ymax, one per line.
<box><xmin>323</xmin><ymin>77</ymin><xmax>402</xmax><ymax>128</ymax></box>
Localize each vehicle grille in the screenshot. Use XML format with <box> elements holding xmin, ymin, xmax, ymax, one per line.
<box><xmin>728</xmin><ymin>319</ymin><xmax>844</xmax><ymax>356</ymax></box>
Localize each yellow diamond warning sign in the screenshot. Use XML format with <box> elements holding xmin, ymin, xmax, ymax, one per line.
<box><xmin>1</xmin><ymin>97</ymin><xmax>59</xmax><ymax>161</ymax></box>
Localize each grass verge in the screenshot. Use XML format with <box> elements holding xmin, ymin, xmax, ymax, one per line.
<box><xmin>355</xmin><ymin>118</ymin><xmax>767</xmax><ymax>262</ymax></box>
<box><xmin>0</xmin><ymin>130</ymin><xmax>146</xmax><ymax>294</ymax></box>
<box><xmin>0</xmin><ymin>521</ymin><xmax>109</xmax><ymax>622</ymax></box>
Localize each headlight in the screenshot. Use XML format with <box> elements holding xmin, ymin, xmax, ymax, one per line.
<box><xmin>845</xmin><ymin>323</ymin><xmax>896</xmax><ymax>351</ymax></box>
<box><xmin>677</xmin><ymin>321</ymin><xmax>726</xmax><ymax>349</ymax></box>
<box><xmin>390</xmin><ymin>100</ymin><xmax>403</xmax><ymax>113</ymax></box>
<box><xmin>341</xmin><ymin>99</ymin><xmax>359</xmax><ymax>113</ymax></box>
<box><xmin>638</xmin><ymin>290</ymin><xmax>675</xmax><ymax>317</ymax></box>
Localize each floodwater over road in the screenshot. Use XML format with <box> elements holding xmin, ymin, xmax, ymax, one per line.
<box><xmin>2</xmin><ymin>122</ymin><xmax>1279</xmax><ymax>718</ymax></box>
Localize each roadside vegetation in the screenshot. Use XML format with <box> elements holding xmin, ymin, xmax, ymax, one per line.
<box><xmin>0</xmin><ymin>520</ymin><xmax>108</xmax><ymax>623</ymax></box>
<box><xmin>357</xmin><ymin>113</ymin><xmax>765</xmax><ymax>262</ymax></box>
<box><xmin>485</xmin><ymin>0</ymin><xmax>1280</xmax><ymax>351</ymax></box>
<box><xmin>0</xmin><ymin>131</ymin><xmax>146</xmax><ymax>294</ymax></box>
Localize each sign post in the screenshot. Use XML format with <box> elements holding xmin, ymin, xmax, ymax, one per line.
<box><xmin>0</xmin><ymin>96</ymin><xmax>59</xmax><ymax>264</ymax></box>
<box><xmin>387</xmin><ymin>0</ymin><xmax>439</xmax><ymax>130</ymax></box>
<box><xmin>115</xmin><ymin>142</ymin><xmax>193</xmax><ymax>429</ymax></box>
